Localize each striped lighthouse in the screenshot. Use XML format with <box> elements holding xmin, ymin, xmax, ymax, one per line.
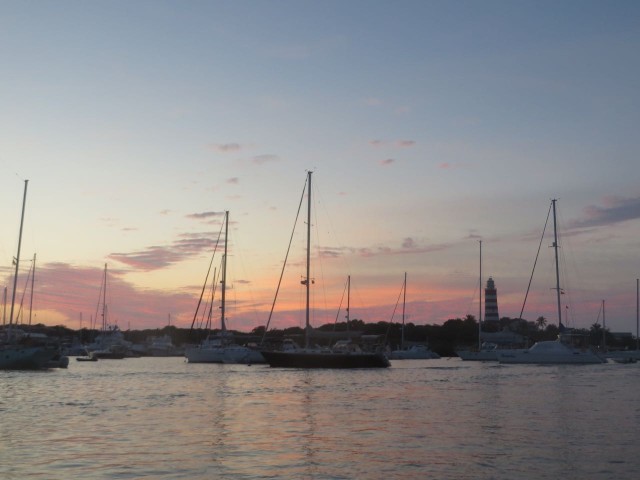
<box><xmin>484</xmin><ymin>277</ymin><xmax>500</xmax><ymax>323</ymax></box>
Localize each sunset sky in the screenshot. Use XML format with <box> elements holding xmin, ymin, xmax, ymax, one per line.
<box><xmin>1</xmin><ymin>1</ymin><xmax>639</xmax><ymax>335</ymax></box>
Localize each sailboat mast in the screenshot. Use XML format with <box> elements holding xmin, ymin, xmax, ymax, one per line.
<box><xmin>29</xmin><ymin>253</ymin><xmax>36</xmax><ymax>325</ymax></box>
<box><xmin>401</xmin><ymin>272</ymin><xmax>407</xmax><ymax>349</ymax></box>
<box><xmin>346</xmin><ymin>275</ymin><xmax>351</xmax><ymax>323</ymax></box>
<box><xmin>552</xmin><ymin>199</ymin><xmax>562</xmax><ymax>327</ymax></box>
<box><xmin>9</xmin><ymin>179</ymin><xmax>28</xmax><ymax>328</ymax></box>
<box><xmin>478</xmin><ymin>240</ymin><xmax>482</xmax><ymax>349</ymax></box>
<box><xmin>102</xmin><ymin>263</ymin><xmax>108</xmax><ymax>332</ymax></box>
<box><xmin>221</xmin><ymin>211</ymin><xmax>228</xmax><ymax>333</ymax></box>
<box><xmin>305</xmin><ymin>171</ymin><xmax>312</xmax><ymax>348</ymax></box>
<box><xmin>602</xmin><ymin>299</ymin><xmax>606</xmax><ymax>351</ymax></box>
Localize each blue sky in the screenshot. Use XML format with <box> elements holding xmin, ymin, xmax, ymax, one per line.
<box><xmin>1</xmin><ymin>1</ymin><xmax>639</xmax><ymax>335</ymax></box>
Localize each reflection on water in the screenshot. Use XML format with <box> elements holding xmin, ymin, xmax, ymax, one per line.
<box><xmin>1</xmin><ymin>358</ymin><xmax>639</xmax><ymax>479</ymax></box>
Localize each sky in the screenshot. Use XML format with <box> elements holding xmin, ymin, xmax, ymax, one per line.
<box><xmin>1</xmin><ymin>0</ymin><xmax>639</xmax><ymax>335</ymax></box>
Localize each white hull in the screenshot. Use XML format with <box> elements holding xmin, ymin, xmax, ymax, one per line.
<box><xmin>457</xmin><ymin>348</ymin><xmax>528</xmax><ymax>361</ymax></box>
<box><xmin>185</xmin><ymin>345</ymin><xmax>265</xmax><ymax>364</ymax></box>
<box><xmin>457</xmin><ymin>349</ymin><xmax>499</xmax><ymax>361</ymax></box>
<box><xmin>389</xmin><ymin>346</ymin><xmax>440</xmax><ymax>360</ymax></box>
<box><xmin>606</xmin><ymin>350</ymin><xmax>640</xmax><ymax>361</ymax></box>
<box><xmin>498</xmin><ymin>340</ymin><xmax>605</xmax><ymax>364</ymax></box>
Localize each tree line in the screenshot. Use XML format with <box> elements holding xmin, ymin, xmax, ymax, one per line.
<box><xmin>18</xmin><ymin>314</ymin><xmax>637</xmax><ymax>357</ymax></box>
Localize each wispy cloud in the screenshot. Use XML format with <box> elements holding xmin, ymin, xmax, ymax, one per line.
<box><xmin>369</xmin><ymin>139</ymin><xmax>416</xmax><ymax>148</ymax></box>
<box><xmin>356</xmin><ymin>240</ymin><xmax>451</xmax><ymax>258</ymax></box>
<box><xmin>209</xmin><ymin>143</ymin><xmax>243</xmax><ymax>153</ymax></box>
<box><xmin>379</xmin><ymin>158</ymin><xmax>396</xmax><ymax>166</ymax></box>
<box><xmin>570</xmin><ymin>195</ymin><xmax>640</xmax><ymax>229</ymax></box>
<box><xmin>227</xmin><ymin>177</ymin><xmax>239</xmax><ymax>185</ymax></box>
<box><xmin>109</xmin><ymin>233</ymin><xmax>216</xmax><ymax>271</ymax></box>
<box><xmin>186</xmin><ymin>211</ymin><xmax>224</xmax><ymax>222</ymax></box>
<box><xmin>252</xmin><ymin>154</ymin><xmax>279</xmax><ymax>165</ymax></box>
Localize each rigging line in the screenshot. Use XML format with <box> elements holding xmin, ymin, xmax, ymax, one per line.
<box><xmin>384</xmin><ymin>278</ymin><xmax>406</xmax><ymax>343</ymax></box>
<box><xmin>93</xmin><ymin>267</ymin><xmax>106</xmax><ymax>331</ymax></box>
<box><xmin>15</xmin><ymin>257</ymin><xmax>34</xmax><ymax>324</ymax></box>
<box><xmin>200</xmin><ymin>266</ymin><xmax>218</xmax><ymax>331</ymax></box>
<box><xmin>189</xmin><ymin>215</ymin><xmax>225</xmax><ymax>334</ymax></box>
<box><xmin>311</xmin><ymin>179</ymin><xmax>331</xmax><ymax>329</ymax></box>
<box><xmin>261</xmin><ymin>174</ymin><xmax>308</xmax><ymax>344</ymax></box>
<box><xmin>333</xmin><ymin>277</ymin><xmax>349</xmax><ymax>330</ymax></box>
<box><xmin>519</xmin><ymin>202</ymin><xmax>552</xmax><ymax>321</ymax></box>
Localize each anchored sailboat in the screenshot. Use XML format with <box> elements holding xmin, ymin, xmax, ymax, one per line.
<box><xmin>185</xmin><ymin>211</ymin><xmax>265</xmax><ymax>364</ymax></box>
<box><xmin>388</xmin><ymin>273</ymin><xmax>439</xmax><ymax>360</ymax></box>
<box><xmin>1</xmin><ymin>180</ymin><xmax>57</xmax><ymax>370</ymax></box>
<box><xmin>260</xmin><ymin>171</ymin><xmax>390</xmax><ymax>368</ymax></box>
<box><xmin>87</xmin><ymin>264</ymin><xmax>129</xmax><ymax>359</ymax></box>
<box><xmin>498</xmin><ymin>200</ymin><xmax>605</xmax><ymax>364</ymax></box>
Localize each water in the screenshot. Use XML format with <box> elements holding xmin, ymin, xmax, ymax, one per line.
<box><xmin>1</xmin><ymin>358</ymin><xmax>639</xmax><ymax>479</ymax></box>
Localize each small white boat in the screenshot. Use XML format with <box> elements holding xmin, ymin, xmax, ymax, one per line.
<box><xmin>498</xmin><ymin>338</ymin><xmax>605</xmax><ymax>364</ymax></box>
<box><xmin>389</xmin><ymin>345</ymin><xmax>440</xmax><ymax>360</ymax></box>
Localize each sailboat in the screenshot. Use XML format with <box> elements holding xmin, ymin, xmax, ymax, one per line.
<box><xmin>87</xmin><ymin>264</ymin><xmax>129</xmax><ymax>359</ymax></box>
<box><xmin>456</xmin><ymin>241</ymin><xmax>526</xmax><ymax>361</ymax></box>
<box><xmin>0</xmin><ymin>180</ymin><xmax>57</xmax><ymax>370</ymax></box>
<box><xmin>260</xmin><ymin>171</ymin><xmax>390</xmax><ymax>368</ymax></box>
<box><xmin>184</xmin><ymin>211</ymin><xmax>265</xmax><ymax>364</ymax></box>
<box><xmin>388</xmin><ymin>273</ymin><xmax>439</xmax><ymax>360</ymax></box>
<box><xmin>498</xmin><ymin>200</ymin><xmax>605</xmax><ymax>365</ymax></box>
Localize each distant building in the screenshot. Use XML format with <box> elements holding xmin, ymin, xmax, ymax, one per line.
<box><xmin>484</xmin><ymin>277</ymin><xmax>500</xmax><ymax>323</ymax></box>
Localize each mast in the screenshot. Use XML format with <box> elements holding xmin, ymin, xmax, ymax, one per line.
<box><xmin>304</xmin><ymin>171</ymin><xmax>312</xmax><ymax>348</ymax></box>
<box><xmin>478</xmin><ymin>240</ymin><xmax>482</xmax><ymax>350</ymax></box>
<box><xmin>9</xmin><ymin>180</ymin><xmax>28</xmax><ymax>331</ymax></box>
<box><xmin>346</xmin><ymin>275</ymin><xmax>351</xmax><ymax>331</ymax></box>
<box><xmin>602</xmin><ymin>299</ymin><xmax>606</xmax><ymax>351</ymax></box>
<box><xmin>28</xmin><ymin>253</ymin><xmax>36</xmax><ymax>325</ymax></box>
<box><xmin>220</xmin><ymin>211</ymin><xmax>228</xmax><ymax>333</ymax></box>
<box><xmin>551</xmin><ymin>199</ymin><xmax>562</xmax><ymax>328</ymax></box>
<box><xmin>101</xmin><ymin>263</ymin><xmax>108</xmax><ymax>332</ymax></box>
<box><xmin>636</xmin><ymin>278</ymin><xmax>639</xmax><ymax>351</ymax></box>
<box><xmin>401</xmin><ymin>272</ymin><xmax>407</xmax><ymax>349</ymax></box>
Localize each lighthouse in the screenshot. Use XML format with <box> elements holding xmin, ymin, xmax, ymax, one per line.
<box><xmin>484</xmin><ymin>277</ymin><xmax>500</xmax><ymax>323</ymax></box>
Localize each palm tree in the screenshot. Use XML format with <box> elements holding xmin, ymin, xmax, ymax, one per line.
<box><xmin>535</xmin><ymin>316</ymin><xmax>547</xmax><ymax>331</ymax></box>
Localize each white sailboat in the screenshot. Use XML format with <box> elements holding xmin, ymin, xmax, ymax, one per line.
<box><xmin>456</xmin><ymin>241</ymin><xmax>526</xmax><ymax>360</ymax></box>
<box><xmin>86</xmin><ymin>264</ymin><xmax>130</xmax><ymax>359</ymax></box>
<box><xmin>498</xmin><ymin>200</ymin><xmax>605</xmax><ymax>365</ymax></box>
<box><xmin>185</xmin><ymin>211</ymin><xmax>265</xmax><ymax>364</ymax></box>
<box><xmin>389</xmin><ymin>273</ymin><xmax>440</xmax><ymax>360</ymax></box>
<box><xmin>1</xmin><ymin>180</ymin><xmax>57</xmax><ymax>370</ymax></box>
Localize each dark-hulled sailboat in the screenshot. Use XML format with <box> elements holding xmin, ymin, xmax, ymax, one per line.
<box><xmin>260</xmin><ymin>171</ymin><xmax>390</xmax><ymax>369</ymax></box>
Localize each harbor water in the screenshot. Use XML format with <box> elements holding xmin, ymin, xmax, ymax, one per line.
<box><xmin>2</xmin><ymin>357</ymin><xmax>639</xmax><ymax>479</ymax></box>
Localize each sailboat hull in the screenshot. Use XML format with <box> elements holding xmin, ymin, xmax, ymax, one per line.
<box><xmin>0</xmin><ymin>345</ymin><xmax>57</xmax><ymax>370</ymax></box>
<box><xmin>498</xmin><ymin>340</ymin><xmax>605</xmax><ymax>364</ymax></box>
<box><xmin>185</xmin><ymin>345</ymin><xmax>265</xmax><ymax>364</ymax></box>
<box><xmin>261</xmin><ymin>350</ymin><xmax>390</xmax><ymax>368</ymax></box>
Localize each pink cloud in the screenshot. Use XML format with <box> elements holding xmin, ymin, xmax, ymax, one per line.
<box><xmin>209</xmin><ymin>143</ymin><xmax>242</xmax><ymax>153</ymax></box>
<box><xmin>252</xmin><ymin>154</ymin><xmax>279</xmax><ymax>165</ymax></box>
